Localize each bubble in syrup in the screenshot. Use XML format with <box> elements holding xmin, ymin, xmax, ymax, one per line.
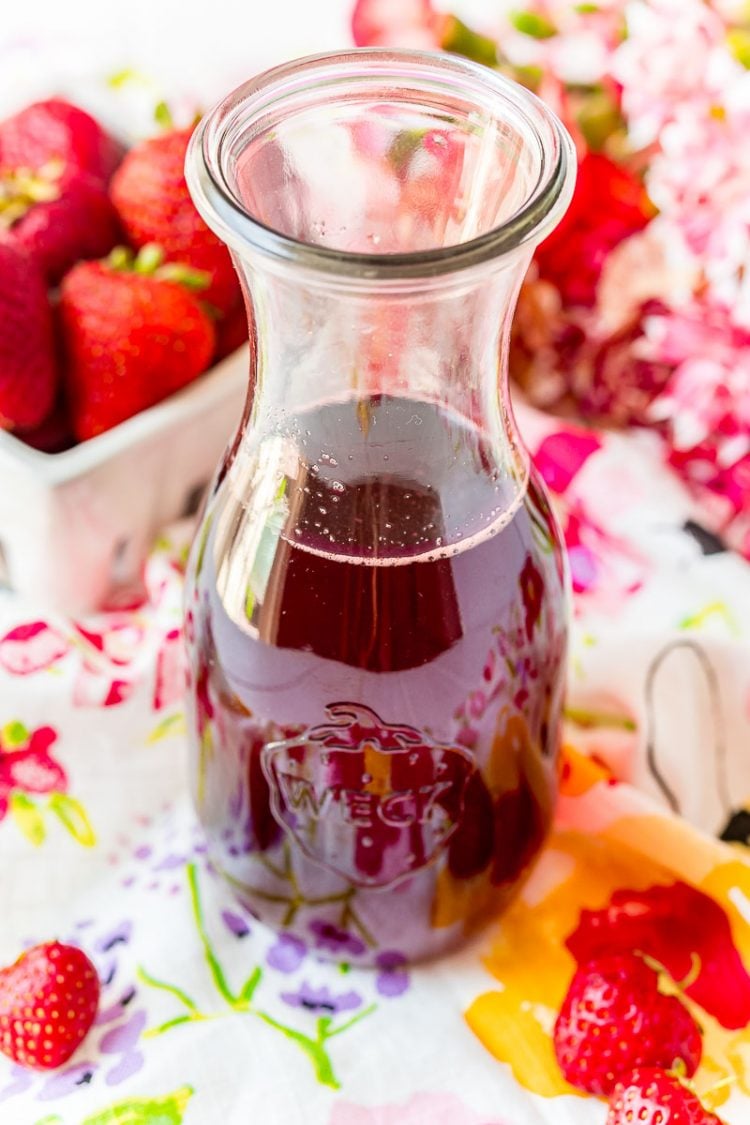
<box><xmin>361</xmin><ymin>836</ymin><xmax>373</xmax><ymax>848</ymax></box>
<box><xmin>332</xmin><ymin>481</ymin><xmax>344</xmax><ymax>492</ymax></box>
<box><xmin>319</xmin><ymin>507</ymin><xmax>327</xmax><ymax>515</ymax></box>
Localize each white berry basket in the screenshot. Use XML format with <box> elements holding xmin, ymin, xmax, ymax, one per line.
<box><xmin>0</xmin><ymin>347</ymin><xmax>248</xmax><ymax>613</ymax></box>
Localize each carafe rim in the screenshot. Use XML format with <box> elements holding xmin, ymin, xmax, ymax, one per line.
<box><xmin>186</xmin><ymin>47</ymin><xmax>576</xmax><ymax>282</ymax></box>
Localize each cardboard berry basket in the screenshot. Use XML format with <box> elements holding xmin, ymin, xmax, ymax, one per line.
<box><xmin>0</xmin><ymin>346</ymin><xmax>247</xmax><ymax>613</ymax></box>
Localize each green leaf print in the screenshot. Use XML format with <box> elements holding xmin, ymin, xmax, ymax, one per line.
<box><xmin>9</xmin><ymin>792</ymin><xmax>46</xmax><ymax>846</ymax></box>
<box><xmin>80</xmin><ymin>1084</ymin><xmax>194</xmax><ymax>1125</ymax></box>
<box><xmin>48</xmin><ymin>792</ymin><xmax>97</xmax><ymax>847</ymax></box>
<box><xmin>139</xmin><ymin>864</ymin><xmax>378</xmax><ymax>1091</ymax></box>
<box><xmin>1</xmin><ymin>720</ymin><xmax>30</xmax><ymax>749</ymax></box>
<box><xmin>146</xmin><ymin>712</ymin><xmax>187</xmax><ymax>745</ymax></box>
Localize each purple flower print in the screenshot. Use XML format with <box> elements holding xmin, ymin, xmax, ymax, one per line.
<box><xmin>375</xmin><ymin>951</ymin><xmax>409</xmax><ymax>998</ymax></box>
<box><xmin>153</xmin><ymin>852</ymin><xmax>186</xmax><ymax>872</ymax></box>
<box><xmin>96</xmin><ymin>993</ymin><xmax>135</xmax><ymax>1027</ymax></box>
<box><xmin>105</xmin><ymin>1050</ymin><xmax>145</xmax><ymax>1086</ymax></box>
<box><xmin>99</xmin><ymin>1010</ymin><xmax>147</xmax><ymax>1054</ymax></box>
<box><xmin>95</xmin><ymin>920</ymin><xmax>133</xmax><ymax>953</ymax></box>
<box><xmin>309</xmin><ymin>920</ymin><xmax>365</xmax><ymax>957</ymax></box>
<box><xmin>281</xmin><ymin>982</ymin><xmax>362</xmax><ymax>1014</ymax></box>
<box><xmin>37</xmin><ymin>1061</ymin><xmax>96</xmax><ymax>1100</ymax></box>
<box><xmin>222</xmin><ymin>909</ymin><xmax>251</xmax><ymax>939</ymax></box>
<box><xmin>267</xmin><ymin>933</ymin><xmax>306</xmax><ymax>973</ymax></box>
<box><xmin>0</xmin><ymin>1066</ymin><xmax>33</xmax><ymax>1104</ymax></box>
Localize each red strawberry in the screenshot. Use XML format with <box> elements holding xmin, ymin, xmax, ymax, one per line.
<box><xmin>0</xmin><ymin>941</ymin><xmax>100</xmax><ymax>1070</ymax></box>
<box><xmin>553</xmin><ymin>954</ymin><xmax>703</xmax><ymax>1096</ymax></box>
<box><xmin>608</xmin><ymin>1068</ymin><xmax>726</xmax><ymax>1124</ymax></box>
<box><xmin>110</xmin><ymin>128</ymin><xmax>240</xmax><ymax>316</ymax></box>
<box><xmin>1</xmin><ymin>163</ymin><xmax>120</xmax><ymax>283</ymax></box>
<box><xmin>0</xmin><ymin>238</ymin><xmax>57</xmax><ymax>431</ymax></box>
<box><xmin>213</xmin><ymin>299</ymin><xmax>249</xmax><ymax>361</ymax></box>
<box><xmin>20</xmin><ymin>398</ymin><xmax>75</xmax><ymax>454</ymax></box>
<box><xmin>60</xmin><ymin>245</ymin><xmax>216</xmax><ymax>440</ymax></box>
<box><xmin>0</xmin><ymin>99</ymin><xmax>123</xmax><ymax>184</ymax></box>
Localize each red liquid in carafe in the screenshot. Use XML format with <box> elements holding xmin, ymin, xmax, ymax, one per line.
<box><xmin>186</xmin><ymin>394</ymin><xmax>567</xmax><ymax>960</ymax></box>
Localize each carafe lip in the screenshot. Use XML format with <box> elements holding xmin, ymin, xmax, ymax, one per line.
<box><xmin>187</xmin><ymin>47</ymin><xmax>576</xmax><ymax>281</ymax></box>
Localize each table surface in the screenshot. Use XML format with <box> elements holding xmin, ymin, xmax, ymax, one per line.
<box><xmin>1</xmin><ymin>400</ymin><xmax>750</xmax><ymax>1125</ymax></box>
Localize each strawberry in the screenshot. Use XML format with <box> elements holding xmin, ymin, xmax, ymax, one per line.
<box><xmin>1</xmin><ymin>163</ymin><xmax>120</xmax><ymax>283</ymax></box>
<box><xmin>0</xmin><ymin>237</ymin><xmax>57</xmax><ymax>431</ymax></box>
<box><xmin>60</xmin><ymin>245</ymin><xmax>216</xmax><ymax>440</ymax></box>
<box><xmin>608</xmin><ymin>1068</ymin><xmax>726</xmax><ymax>1124</ymax></box>
<box><xmin>110</xmin><ymin>128</ymin><xmax>240</xmax><ymax>316</ymax></box>
<box><xmin>214</xmin><ymin>299</ymin><xmax>249</xmax><ymax>362</ymax></box>
<box><xmin>20</xmin><ymin>398</ymin><xmax>75</xmax><ymax>454</ymax></box>
<box><xmin>0</xmin><ymin>941</ymin><xmax>100</xmax><ymax>1070</ymax></box>
<box><xmin>0</xmin><ymin>99</ymin><xmax>123</xmax><ymax>184</ymax></box>
<box><xmin>553</xmin><ymin>954</ymin><xmax>703</xmax><ymax>1096</ymax></box>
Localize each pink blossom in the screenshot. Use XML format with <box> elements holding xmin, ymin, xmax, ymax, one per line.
<box><xmin>499</xmin><ymin>0</ymin><xmax>626</xmax><ymax>85</ymax></box>
<box><xmin>329</xmin><ymin>1092</ymin><xmax>505</xmax><ymax>1125</ymax></box>
<box><xmin>648</xmin><ymin>304</ymin><xmax>750</xmax><ymax>453</ymax></box>
<box><xmin>612</xmin><ymin>0</ymin><xmax>732</xmax><ymax>144</ymax></box>
<box><xmin>648</xmin><ymin>104</ymin><xmax>750</xmax><ymax>265</ymax></box>
<box><xmin>646</xmin><ymin>302</ymin><xmax>750</xmax><ymax>518</ymax></box>
<box><xmin>351</xmin><ymin>0</ymin><xmax>442</xmax><ymax>48</ymax></box>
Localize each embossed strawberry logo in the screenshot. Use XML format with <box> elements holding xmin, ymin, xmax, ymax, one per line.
<box><xmin>262</xmin><ymin>703</ymin><xmax>475</xmax><ymax>888</ymax></box>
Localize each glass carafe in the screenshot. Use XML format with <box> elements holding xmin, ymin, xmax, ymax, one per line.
<box><xmin>184</xmin><ymin>49</ymin><xmax>575</xmax><ymax>962</ymax></box>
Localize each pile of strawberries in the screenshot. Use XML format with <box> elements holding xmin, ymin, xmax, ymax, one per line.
<box><xmin>554</xmin><ymin>952</ymin><xmax>728</xmax><ymax>1123</ymax></box>
<box><xmin>0</xmin><ymin>97</ymin><xmax>245</xmax><ymax>448</ymax></box>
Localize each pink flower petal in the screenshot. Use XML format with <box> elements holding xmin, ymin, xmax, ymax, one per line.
<box><xmin>0</xmin><ymin>621</ymin><xmax>70</xmax><ymax>675</ymax></box>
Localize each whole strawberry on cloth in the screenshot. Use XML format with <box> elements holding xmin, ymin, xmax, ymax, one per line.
<box><xmin>0</xmin><ymin>98</ymin><xmax>123</xmax><ymax>184</ymax></box>
<box><xmin>608</xmin><ymin>1068</ymin><xmax>727</xmax><ymax>1124</ymax></box>
<box><xmin>60</xmin><ymin>243</ymin><xmax>216</xmax><ymax>440</ymax></box>
<box><xmin>0</xmin><ymin>237</ymin><xmax>57</xmax><ymax>431</ymax></box>
<box><xmin>0</xmin><ymin>940</ymin><xmax>99</xmax><ymax>1070</ymax></box>
<box><xmin>111</xmin><ymin>127</ymin><xmax>241</xmax><ymax>316</ymax></box>
<box><xmin>553</xmin><ymin>953</ymin><xmax>703</xmax><ymax>1096</ymax></box>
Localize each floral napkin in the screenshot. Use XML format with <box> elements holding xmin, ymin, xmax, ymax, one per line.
<box><xmin>1</xmin><ymin>404</ymin><xmax>750</xmax><ymax>1125</ymax></box>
